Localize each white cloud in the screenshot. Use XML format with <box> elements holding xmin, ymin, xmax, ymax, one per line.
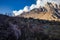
<box><xmin>13</xmin><ymin>10</ymin><xmax>23</xmax><ymax>16</ymax></box>
<box><xmin>30</xmin><ymin>4</ymin><xmax>36</xmax><ymax>10</ymax></box>
<box><xmin>23</xmin><ymin>6</ymin><xmax>29</xmax><ymax>12</ymax></box>
<box><xmin>13</xmin><ymin>0</ymin><xmax>41</xmax><ymax>16</ymax></box>
<box><xmin>13</xmin><ymin>6</ymin><xmax>29</xmax><ymax>16</ymax></box>
<box><xmin>36</xmin><ymin>0</ymin><xmax>41</xmax><ymax>8</ymax></box>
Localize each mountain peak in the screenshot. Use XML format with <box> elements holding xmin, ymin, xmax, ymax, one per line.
<box><xmin>18</xmin><ymin>2</ymin><xmax>60</xmax><ymax>21</ymax></box>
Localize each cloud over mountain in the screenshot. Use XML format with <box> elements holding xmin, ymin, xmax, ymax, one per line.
<box><xmin>13</xmin><ymin>0</ymin><xmax>60</xmax><ymax>16</ymax></box>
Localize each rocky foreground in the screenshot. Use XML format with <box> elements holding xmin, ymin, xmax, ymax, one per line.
<box><xmin>0</xmin><ymin>14</ymin><xmax>60</xmax><ymax>40</ymax></box>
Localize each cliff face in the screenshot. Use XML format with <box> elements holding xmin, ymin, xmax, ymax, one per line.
<box><xmin>20</xmin><ymin>2</ymin><xmax>60</xmax><ymax>21</ymax></box>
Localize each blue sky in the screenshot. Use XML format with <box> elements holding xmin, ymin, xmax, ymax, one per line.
<box><xmin>0</xmin><ymin>0</ymin><xmax>36</xmax><ymax>14</ymax></box>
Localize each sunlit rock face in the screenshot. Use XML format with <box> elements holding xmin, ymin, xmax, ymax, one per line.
<box><xmin>19</xmin><ymin>2</ymin><xmax>60</xmax><ymax>21</ymax></box>
<box><xmin>13</xmin><ymin>0</ymin><xmax>60</xmax><ymax>16</ymax></box>
<box><xmin>12</xmin><ymin>0</ymin><xmax>60</xmax><ymax>21</ymax></box>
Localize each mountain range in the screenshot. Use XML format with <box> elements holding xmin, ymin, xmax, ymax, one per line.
<box><xmin>0</xmin><ymin>2</ymin><xmax>60</xmax><ymax>40</ymax></box>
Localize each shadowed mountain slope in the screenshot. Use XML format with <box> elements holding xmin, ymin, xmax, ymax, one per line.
<box><xmin>0</xmin><ymin>14</ymin><xmax>60</xmax><ymax>40</ymax></box>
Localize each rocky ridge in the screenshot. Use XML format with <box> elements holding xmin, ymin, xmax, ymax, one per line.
<box><xmin>19</xmin><ymin>2</ymin><xmax>60</xmax><ymax>21</ymax></box>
